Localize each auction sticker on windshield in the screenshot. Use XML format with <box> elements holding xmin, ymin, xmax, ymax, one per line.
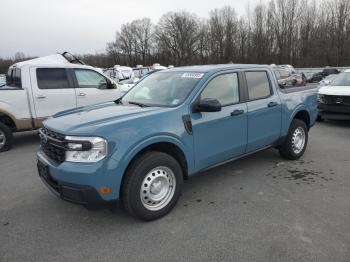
<box><xmin>181</xmin><ymin>73</ymin><xmax>204</xmax><ymax>78</ymax></box>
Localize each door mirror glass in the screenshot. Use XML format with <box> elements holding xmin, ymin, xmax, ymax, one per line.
<box><xmin>105</xmin><ymin>80</ymin><xmax>116</xmax><ymax>89</ymax></box>
<box><xmin>194</xmin><ymin>98</ymin><xmax>222</xmax><ymax>112</ymax></box>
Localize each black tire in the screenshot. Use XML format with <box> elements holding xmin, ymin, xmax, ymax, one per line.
<box><xmin>122</xmin><ymin>151</ymin><xmax>183</xmax><ymax>221</ymax></box>
<box><xmin>0</xmin><ymin>122</ymin><xmax>13</xmax><ymax>152</ymax></box>
<box><xmin>316</xmin><ymin>115</ymin><xmax>324</xmax><ymax>122</ymax></box>
<box><xmin>279</xmin><ymin>119</ymin><xmax>308</xmax><ymax>160</ymax></box>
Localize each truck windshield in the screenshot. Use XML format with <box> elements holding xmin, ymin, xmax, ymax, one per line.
<box><xmin>121</xmin><ymin>71</ymin><xmax>204</xmax><ymax>107</ymax></box>
<box><xmin>332</xmin><ymin>72</ymin><xmax>350</xmax><ymax>86</ymax></box>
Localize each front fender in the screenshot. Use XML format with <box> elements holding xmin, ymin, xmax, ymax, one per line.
<box><xmin>109</xmin><ymin>134</ymin><xmax>194</xmax><ymax>197</ymax></box>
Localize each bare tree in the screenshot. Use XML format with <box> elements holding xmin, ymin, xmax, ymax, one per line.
<box><xmin>155</xmin><ymin>11</ymin><xmax>200</xmax><ymax>65</ymax></box>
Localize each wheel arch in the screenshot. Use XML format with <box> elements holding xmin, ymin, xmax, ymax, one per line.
<box><xmin>292</xmin><ymin>108</ymin><xmax>311</xmax><ymax>129</ymax></box>
<box><xmin>117</xmin><ymin>136</ymin><xmax>191</xmax><ymax>200</ymax></box>
<box><xmin>0</xmin><ymin>111</ymin><xmax>17</xmax><ymax>131</ymax></box>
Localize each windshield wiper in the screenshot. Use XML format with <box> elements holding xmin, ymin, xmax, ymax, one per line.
<box><xmin>128</xmin><ymin>101</ymin><xmax>150</xmax><ymax>107</ymax></box>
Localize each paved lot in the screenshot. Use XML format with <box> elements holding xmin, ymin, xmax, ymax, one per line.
<box><xmin>1</xmin><ymin>121</ymin><xmax>350</xmax><ymax>262</ymax></box>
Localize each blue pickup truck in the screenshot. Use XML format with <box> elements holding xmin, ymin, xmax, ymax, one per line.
<box><xmin>37</xmin><ymin>64</ymin><xmax>318</xmax><ymax>220</ymax></box>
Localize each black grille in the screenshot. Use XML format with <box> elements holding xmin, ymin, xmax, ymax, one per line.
<box><xmin>323</xmin><ymin>95</ymin><xmax>350</xmax><ymax>105</ymax></box>
<box><xmin>40</xmin><ymin>126</ymin><xmax>66</xmax><ymax>164</ymax></box>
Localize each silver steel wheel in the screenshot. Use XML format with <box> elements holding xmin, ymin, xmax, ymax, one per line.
<box><xmin>140</xmin><ymin>166</ymin><xmax>176</xmax><ymax>211</ymax></box>
<box><xmin>0</xmin><ymin>130</ymin><xmax>6</xmax><ymax>149</ymax></box>
<box><xmin>291</xmin><ymin>127</ymin><xmax>305</xmax><ymax>154</ymax></box>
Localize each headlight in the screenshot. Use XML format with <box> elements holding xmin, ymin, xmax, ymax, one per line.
<box><xmin>65</xmin><ymin>136</ymin><xmax>107</xmax><ymax>163</ymax></box>
<box><xmin>317</xmin><ymin>94</ymin><xmax>325</xmax><ymax>103</ymax></box>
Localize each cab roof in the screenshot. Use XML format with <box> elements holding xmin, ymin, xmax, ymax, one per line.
<box><xmin>167</xmin><ymin>64</ymin><xmax>271</xmax><ymax>73</ymax></box>
<box><xmin>10</xmin><ymin>52</ymin><xmax>85</xmax><ymax>69</ymax></box>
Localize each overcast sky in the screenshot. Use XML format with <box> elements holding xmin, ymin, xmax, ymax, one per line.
<box><xmin>0</xmin><ymin>0</ymin><xmax>264</xmax><ymax>58</ymax></box>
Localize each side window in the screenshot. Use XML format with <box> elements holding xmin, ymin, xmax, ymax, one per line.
<box><xmin>6</xmin><ymin>68</ymin><xmax>22</xmax><ymax>88</ymax></box>
<box><xmin>245</xmin><ymin>71</ymin><xmax>271</xmax><ymax>100</ymax></box>
<box><xmin>37</xmin><ymin>68</ymin><xmax>70</xmax><ymax>89</ymax></box>
<box><xmin>74</xmin><ymin>69</ymin><xmax>108</xmax><ymax>89</ymax></box>
<box><xmin>201</xmin><ymin>73</ymin><xmax>239</xmax><ymax>106</ymax></box>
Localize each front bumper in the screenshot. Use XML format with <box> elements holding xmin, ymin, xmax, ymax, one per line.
<box><xmin>318</xmin><ymin>103</ymin><xmax>350</xmax><ymax>120</ymax></box>
<box><xmin>37</xmin><ymin>160</ymin><xmax>110</xmax><ymax>205</ymax></box>
<box><xmin>37</xmin><ymin>151</ymin><xmax>122</xmax><ymax>205</ymax></box>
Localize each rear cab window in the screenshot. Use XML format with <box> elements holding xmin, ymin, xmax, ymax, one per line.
<box><xmin>245</xmin><ymin>71</ymin><xmax>272</xmax><ymax>100</ymax></box>
<box><xmin>36</xmin><ymin>68</ymin><xmax>70</xmax><ymax>89</ymax></box>
<box><xmin>6</xmin><ymin>68</ymin><xmax>22</xmax><ymax>88</ymax></box>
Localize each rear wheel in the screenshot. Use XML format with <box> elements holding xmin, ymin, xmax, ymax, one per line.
<box><xmin>122</xmin><ymin>151</ymin><xmax>183</xmax><ymax>221</ymax></box>
<box><xmin>279</xmin><ymin>119</ymin><xmax>308</xmax><ymax>160</ymax></box>
<box><xmin>0</xmin><ymin>122</ymin><xmax>13</xmax><ymax>152</ymax></box>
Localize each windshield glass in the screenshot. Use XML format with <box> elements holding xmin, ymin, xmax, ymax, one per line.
<box><xmin>121</xmin><ymin>71</ymin><xmax>204</xmax><ymax>107</ymax></box>
<box><xmin>332</xmin><ymin>72</ymin><xmax>350</xmax><ymax>86</ymax></box>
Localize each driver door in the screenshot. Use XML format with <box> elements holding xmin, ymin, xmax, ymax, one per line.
<box><xmin>72</xmin><ymin>68</ymin><xmax>119</xmax><ymax>107</ymax></box>
<box><xmin>190</xmin><ymin>72</ymin><xmax>248</xmax><ymax>171</ymax></box>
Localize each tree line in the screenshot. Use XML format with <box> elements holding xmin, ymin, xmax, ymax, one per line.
<box><xmin>1</xmin><ymin>0</ymin><xmax>350</xmax><ymax>73</ymax></box>
<box><xmin>105</xmin><ymin>0</ymin><xmax>350</xmax><ymax>68</ymax></box>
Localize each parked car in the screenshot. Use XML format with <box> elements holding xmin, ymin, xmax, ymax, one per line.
<box><xmin>104</xmin><ymin>65</ymin><xmax>134</xmax><ymax>82</ymax></box>
<box><xmin>119</xmin><ymin>78</ymin><xmax>140</xmax><ymax>95</ymax></box>
<box><xmin>133</xmin><ymin>66</ymin><xmax>151</xmax><ymax>79</ymax></box>
<box><xmin>280</xmin><ymin>64</ymin><xmax>296</xmax><ymax>74</ymax></box>
<box><xmin>272</xmin><ymin>66</ymin><xmax>293</xmax><ymax>85</ymax></box>
<box><xmin>114</xmin><ymin>65</ymin><xmax>134</xmax><ymax>81</ymax></box>
<box><xmin>291</xmin><ymin>73</ymin><xmax>306</xmax><ymax>86</ymax></box>
<box><xmin>151</xmin><ymin>63</ymin><xmax>167</xmax><ymax>70</ymax></box>
<box><xmin>303</xmin><ymin>72</ymin><xmax>314</xmax><ymax>83</ymax></box>
<box><xmin>273</xmin><ymin>66</ymin><xmax>304</xmax><ymax>87</ymax></box>
<box><xmin>318</xmin><ymin>69</ymin><xmax>350</xmax><ymax>120</ymax></box>
<box><xmin>311</xmin><ymin>67</ymin><xmax>340</xmax><ymax>83</ymax></box>
<box><xmin>0</xmin><ymin>52</ymin><xmax>121</xmax><ymax>152</ymax></box>
<box><xmin>37</xmin><ymin>64</ymin><xmax>318</xmax><ymax>221</ymax></box>
<box><xmin>322</xmin><ymin>67</ymin><xmax>340</xmax><ymax>76</ymax></box>
<box><xmin>319</xmin><ymin>74</ymin><xmax>338</xmax><ymax>86</ymax></box>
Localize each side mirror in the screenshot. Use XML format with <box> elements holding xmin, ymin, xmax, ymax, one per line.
<box><xmin>107</xmin><ymin>80</ymin><xmax>116</xmax><ymax>89</ymax></box>
<box><xmin>193</xmin><ymin>98</ymin><xmax>222</xmax><ymax>113</ymax></box>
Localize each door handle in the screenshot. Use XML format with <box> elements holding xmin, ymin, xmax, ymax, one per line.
<box><xmin>36</xmin><ymin>94</ymin><xmax>46</xmax><ymax>99</ymax></box>
<box><xmin>230</xmin><ymin>109</ymin><xmax>244</xmax><ymax>116</ymax></box>
<box><xmin>78</xmin><ymin>92</ymin><xmax>86</xmax><ymax>97</ymax></box>
<box><xmin>268</xmin><ymin>101</ymin><xmax>278</xmax><ymax>107</ymax></box>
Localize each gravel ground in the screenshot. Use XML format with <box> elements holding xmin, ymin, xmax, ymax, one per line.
<box><xmin>0</xmin><ymin>121</ymin><xmax>350</xmax><ymax>262</ymax></box>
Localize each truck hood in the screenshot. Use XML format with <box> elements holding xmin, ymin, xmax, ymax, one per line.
<box><xmin>318</xmin><ymin>85</ymin><xmax>350</xmax><ymax>96</ymax></box>
<box><xmin>44</xmin><ymin>102</ymin><xmax>169</xmax><ymax>135</ymax></box>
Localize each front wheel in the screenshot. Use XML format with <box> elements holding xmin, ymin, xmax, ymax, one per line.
<box><xmin>279</xmin><ymin>119</ymin><xmax>308</xmax><ymax>160</ymax></box>
<box><xmin>0</xmin><ymin>122</ymin><xmax>14</xmax><ymax>152</ymax></box>
<box><xmin>122</xmin><ymin>151</ymin><xmax>183</xmax><ymax>221</ymax></box>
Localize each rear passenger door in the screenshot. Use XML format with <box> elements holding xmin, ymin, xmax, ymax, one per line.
<box><xmin>72</xmin><ymin>69</ymin><xmax>119</xmax><ymax>107</ymax></box>
<box><xmin>191</xmin><ymin>72</ymin><xmax>248</xmax><ymax>170</ymax></box>
<box><xmin>30</xmin><ymin>67</ymin><xmax>77</xmax><ymax>121</ymax></box>
<box><xmin>245</xmin><ymin>71</ymin><xmax>282</xmax><ymax>152</ymax></box>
